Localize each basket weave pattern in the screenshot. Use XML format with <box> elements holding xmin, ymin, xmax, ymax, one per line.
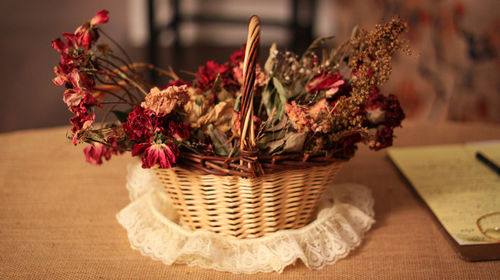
<box><xmin>155</xmin><ymin>162</ymin><xmax>344</xmax><ymax>239</ymax></box>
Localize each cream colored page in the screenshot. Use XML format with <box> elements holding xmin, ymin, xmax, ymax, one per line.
<box><xmin>388</xmin><ymin>144</ymin><xmax>500</xmax><ymax>245</ymax></box>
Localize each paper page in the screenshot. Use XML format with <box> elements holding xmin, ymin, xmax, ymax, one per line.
<box><xmin>388</xmin><ymin>144</ymin><xmax>500</xmax><ymax>245</ymax></box>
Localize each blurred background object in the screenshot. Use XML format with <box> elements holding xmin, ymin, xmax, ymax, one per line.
<box><xmin>0</xmin><ymin>0</ymin><xmax>498</xmax><ymax>133</ymax></box>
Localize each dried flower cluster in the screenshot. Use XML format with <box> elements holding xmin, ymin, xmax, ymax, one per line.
<box><xmin>52</xmin><ymin>10</ymin><xmax>409</xmax><ymax>169</ymax></box>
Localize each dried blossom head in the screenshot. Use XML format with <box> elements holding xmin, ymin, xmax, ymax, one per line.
<box><xmin>141</xmin><ymin>85</ymin><xmax>190</xmax><ymax>115</ymax></box>
<box><xmin>364</xmin><ymin>89</ymin><xmax>405</xmax><ymax>128</ymax></box>
<box><xmin>195</xmin><ymin>61</ymin><xmax>222</xmax><ymax>91</ymax></box>
<box><xmin>369</xmin><ymin>126</ymin><xmax>394</xmax><ymax>150</ymax></box>
<box><xmin>123</xmin><ymin>106</ymin><xmax>162</xmax><ymax>142</ymax></box>
<box><xmin>132</xmin><ymin>141</ymin><xmax>179</xmax><ymax>169</ymax></box>
<box><xmin>82</xmin><ymin>134</ymin><xmax>123</xmax><ymax>166</ymax></box>
<box><xmin>83</xmin><ymin>143</ymin><xmax>110</xmax><ymax>165</ymax></box>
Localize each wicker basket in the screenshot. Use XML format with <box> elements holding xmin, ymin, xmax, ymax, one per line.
<box><xmin>154</xmin><ymin>162</ymin><xmax>344</xmax><ymax>239</ymax></box>
<box><xmin>154</xmin><ymin>16</ymin><xmax>347</xmax><ymax>239</ymax></box>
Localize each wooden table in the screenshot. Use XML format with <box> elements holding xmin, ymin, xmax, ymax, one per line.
<box><xmin>1</xmin><ymin>121</ymin><xmax>499</xmax><ymax>279</ymax></box>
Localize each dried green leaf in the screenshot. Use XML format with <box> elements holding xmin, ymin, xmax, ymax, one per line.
<box><xmin>282</xmin><ymin>132</ymin><xmax>307</xmax><ymax>153</ymax></box>
<box><xmin>272</xmin><ymin>77</ymin><xmax>288</xmax><ymax>122</ymax></box>
<box><xmin>263</xmin><ymin>115</ymin><xmax>288</xmax><ymax>132</ymax></box>
<box><xmin>264</xmin><ymin>43</ymin><xmax>277</xmax><ymax>75</ymax></box>
<box><xmin>273</xmin><ymin>77</ymin><xmax>288</xmax><ymax>100</ymax></box>
<box><xmin>261</xmin><ymin>86</ymin><xmax>272</xmax><ymax>116</ymax></box>
<box><xmin>257</xmin><ymin>128</ymin><xmax>287</xmax><ymax>148</ymax></box>
<box><xmin>259</xmin><ymin>131</ymin><xmax>307</xmax><ymax>155</ymax></box>
<box><xmin>208</xmin><ymin>124</ymin><xmax>232</xmax><ymax>156</ymax></box>
<box><xmin>266</xmin><ymin>139</ymin><xmax>286</xmax><ymax>154</ymax></box>
<box><xmin>290</xmin><ymin>80</ymin><xmax>304</xmax><ymax>99</ymax></box>
<box><xmin>261</xmin><ymin>79</ymin><xmax>287</xmax><ymax>123</ymax></box>
<box><xmin>212</xmin><ymin>73</ymin><xmax>222</xmax><ymax>90</ymax></box>
<box><xmin>234</xmin><ymin>93</ymin><xmax>242</xmax><ymax>112</ymax></box>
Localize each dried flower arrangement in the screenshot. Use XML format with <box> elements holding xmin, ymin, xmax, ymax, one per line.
<box><xmin>52</xmin><ymin>10</ymin><xmax>409</xmax><ymax>176</ymax></box>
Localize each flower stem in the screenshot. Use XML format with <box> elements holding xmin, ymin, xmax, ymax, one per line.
<box><xmin>99</xmin><ymin>28</ymin><xmax>134</xmax><ymax>66</ymax></box>
<box><xmin>97</xmin><ymin>57</ymin><xmax>148</xmax><ymax>95</ymax></box>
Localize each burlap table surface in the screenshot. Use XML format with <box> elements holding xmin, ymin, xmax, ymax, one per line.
<box><xmin>1</xmin><ymin>121</ymin><xmax>499</xmax><ymax>279</ymax></box>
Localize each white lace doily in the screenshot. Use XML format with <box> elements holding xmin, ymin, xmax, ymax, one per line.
<box><xmin>117</xmin><ymin>162</ymin><xmax>375</xmax><ymax>274</ymax></box>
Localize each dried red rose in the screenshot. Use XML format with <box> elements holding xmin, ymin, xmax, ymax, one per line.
<box><xmin>90</xmin><ymin>10</ymin><xmax>109</xmax><ymax>25</ymax></box>
<box><xmin>229</xmin><ymin>46</ymin><xmax>245</xmax><ymax>64</ymax></box>
<box><xmin>74</xmin><ymin>10</ymin><xmax>109</xmax><ymax>50</ymax></box>
<box><xmin>364</xmin><ymin>89</ymin><xmax>405</xmax><ymax>128</ymax></box>
<box><xmin>195</xmin><ymin>61</ymin><xmax>221</xmax><ymax>91</ymax></box>
<box><xmin>365</xmin><ymin>87</ymin><xmax>384</xmax><ymax>110</ymax></box>
<box><xmin>123</xmin><ymin>106</ymin><xmax>162</xmax><ymax>142</ymax></box>
<box><xmin>132</xmin><ymin>141</ymin><xmax>179</xmax><ymax>169</ymax></box>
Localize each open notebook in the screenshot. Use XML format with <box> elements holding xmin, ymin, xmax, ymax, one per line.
<box><xmin>388</xmin><ymin>143</ymin><xmax>500</xmax><ymax>261</ymax></box>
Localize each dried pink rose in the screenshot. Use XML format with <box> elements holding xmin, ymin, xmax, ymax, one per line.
<box><xmin>70</xmin><ymin>113</ymin><xmax>95</xmax><ymax>133</ymax></box>
<box><xmin>306</xmin><ymin>72</ymin><xmax>345</xmax><ymax>99</ymax></box>
<box><xmin>63</xmin><ymin>89</ymin><xmax>85</xmax><ymax>107</ymax></box>
<box><xmin>141</xmin><ymin>85</ymin><xmax>190</xmax><ymax>115</ymax></box>
<box><xmin>83</xmin><ymin>143</ymin><xmax>109</xmax><ymax>165</ymax></box>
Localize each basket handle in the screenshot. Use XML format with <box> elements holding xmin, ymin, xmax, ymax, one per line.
<box><xmin>238</xmin><ymin>15</ymin><xmax>263</xmax><ymax>176</ymax></box>
<box><xmin>239</xmin><ymin>15</ymin><xmax>260</xmax><ymax>153</ymax></box>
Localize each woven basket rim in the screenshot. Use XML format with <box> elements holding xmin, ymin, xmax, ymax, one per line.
<box><xmin>177</xmin><ymin>150</ymin><xmax>350</xmax><ymax>177</ymax></box>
